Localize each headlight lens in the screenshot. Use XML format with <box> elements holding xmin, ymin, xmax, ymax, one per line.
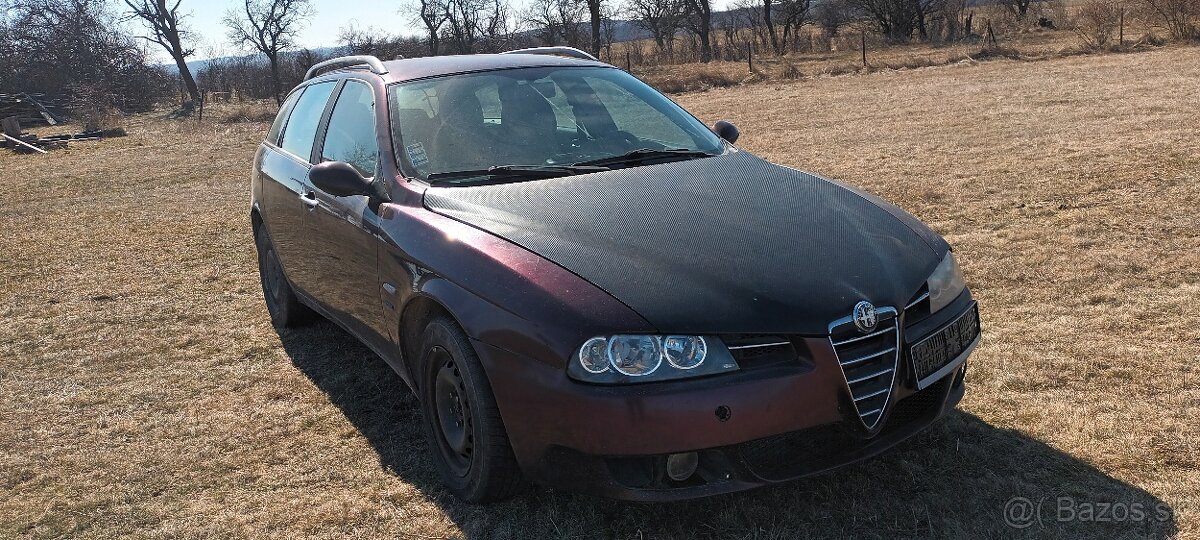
<box><xmin>569</xmin><ymin>335</ymin><xmax>738</xmax><ymax>384</ymax></box>
<box><xmin>663</xmin><ymin>335</ymin><xmax>707</xmax><ymax>369</ymax></box>
<box><xmin>927</xmin><ymin>251</ymin><xmax>966</xmax><ymax>313</ymax></box>
<box><xmin>578</xmin><ymin>337</ymin><xmax>610</xmax><ymax>374</ymax></box>
<box><xmin>608</xmin><ymin>335</ymin><xmax>663</xmax><ymax>376</ymax></box>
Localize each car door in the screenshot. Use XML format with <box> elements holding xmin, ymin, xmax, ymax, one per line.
<box><xmin>260</xmin><ymin>81</ymin><xmax>337</xmax><ymax>299</ymax></box>
<box><xmin>308</xmin><ymin>79</ymin><xmax>387</xmax><ymax>347</ymax></box>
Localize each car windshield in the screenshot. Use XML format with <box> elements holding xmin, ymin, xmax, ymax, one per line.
<box><xmin>388</xmin><ymin>66</ymin><xmax>724</xmax><ymax>183</ymax></box>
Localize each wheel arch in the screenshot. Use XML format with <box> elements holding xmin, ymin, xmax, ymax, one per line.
<box><xmin>397</xmin><ymin>293</ymin><xmax>458</xmax><ymax>390</ymax></box>
<box><xmin>250</xmin><ymin>207</ymin><xmax>263</xmax><ymax>229</ymax></box>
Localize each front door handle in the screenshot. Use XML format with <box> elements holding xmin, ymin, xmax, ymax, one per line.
<box><xmin>299</xmin><ymin>190</ymin><xmax>319</xmax><ymax>210</ymax></box>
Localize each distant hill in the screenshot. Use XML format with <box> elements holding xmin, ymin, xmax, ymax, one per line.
<box><xmin>185</xmin><ymin>46</ymin><xmax>347</xmax><ymax>73</ymax></box>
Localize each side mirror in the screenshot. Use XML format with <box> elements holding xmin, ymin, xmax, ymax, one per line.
<box><xmin>310</xmin><ymin>161</ymin><xmax>372</xmax><ymax>197</ymax></box>
<box><xmin>714</xmin><ymin>120</ymin><xmax>740</xmax><ymax>144</ymax></box>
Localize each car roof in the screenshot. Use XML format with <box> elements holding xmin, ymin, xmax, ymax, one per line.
<box><xmin>373</xmin><ymin>53</ymin><xmax>612</xmax><ymax>84</ymax></box>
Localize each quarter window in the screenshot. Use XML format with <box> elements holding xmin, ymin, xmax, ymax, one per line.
<box><xmin>321</xmin><ymin>81</ymin><xmax>379</xmax><ymax>176</ymax></box>
<box><xmin>279</xmin><ymin>81</ymin><xmax>335</xmax><ymax>162</ymax></box>
<box><xmin>267</xmin><ymin>89</ymin><xmax>302</xmax><ymax>144</ymax></box>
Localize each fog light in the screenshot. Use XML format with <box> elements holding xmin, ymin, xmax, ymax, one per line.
<box><xmin>665</xmin><ymin>452</ymin><xmax>699</xmax><ymax>481</ymax></box>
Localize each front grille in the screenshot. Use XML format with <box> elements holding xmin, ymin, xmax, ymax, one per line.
<box><xmin>829</xmin><ymin>307</ymin><xmax>900</xmax><ymax>429</ymax></box>
<box><xmin>723</xmin><ymin>334</ymin><xmax>798</xmax><ymax>369</ymax></box>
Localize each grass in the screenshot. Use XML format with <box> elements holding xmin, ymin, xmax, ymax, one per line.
<box><xmin>1</xmin><ymin>46</ymin><xmax>1197</xmax><ymax>539</ymax></box>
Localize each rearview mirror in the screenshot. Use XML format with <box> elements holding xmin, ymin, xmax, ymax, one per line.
<box><xmin>310</xmin><ymin>161</ymin><xmax>372</xmax><ymax>197</ymax></box>
<box><xmin>714</xmin><ymin>120</ymin><xmax>740</xmax><ymax>144</ymax></box>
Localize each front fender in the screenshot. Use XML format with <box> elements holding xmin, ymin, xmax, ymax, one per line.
<box><xmin>376</xmin><ymin>200</ymin><xmax>653</xmax><ymax>378</ymax></box>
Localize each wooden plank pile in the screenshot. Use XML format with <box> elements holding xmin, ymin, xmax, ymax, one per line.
<box><xmin>1</xmin><ymin>116</ymin><xmax>124</xmax><ymax>154</ymax></box>
<box><xmin>0</xmin><ymin>93</ymin><xmax>64</xmax><ymax>126</ymax></box>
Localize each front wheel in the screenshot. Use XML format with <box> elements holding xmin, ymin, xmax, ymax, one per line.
<box><xmin>418</xmin><ymin>317</ymin><xmax>523</xmax><ymax>502</ymax></box>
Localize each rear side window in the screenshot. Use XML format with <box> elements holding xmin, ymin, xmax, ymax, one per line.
<box><xmin>279</xmin><ymin>81</ymin><xmax>335</xmax><ymax>162</ymax></box>
<box><xmin>321</xmin><ymin>81</ymin><xmax>378</xmax><ymax>176</ymax></box>
<box><xmin>267</xmin><ymin>89</ymin><xmax>303</xmax><ymax>144</ymax></box>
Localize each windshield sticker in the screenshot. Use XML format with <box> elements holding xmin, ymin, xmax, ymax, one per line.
<box><xmin>406</xmin><ymin>142</ymin><xmax>429</xmax><ymax>168</ymax></box>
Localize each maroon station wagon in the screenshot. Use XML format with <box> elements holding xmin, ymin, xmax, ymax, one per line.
<box><xmin>250</xmin><ymin>47</ymin><xmax>982</xmax><ymax>502</ymax></box>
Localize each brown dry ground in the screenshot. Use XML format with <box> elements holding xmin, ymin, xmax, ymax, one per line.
<box><xmin>1</xmin><ymin>46</ymin><xmax>1198</xmax><ymax>539</ymax></box>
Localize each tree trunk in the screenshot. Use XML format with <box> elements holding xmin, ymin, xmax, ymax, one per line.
<box><xmin>699</xmin><ymin>9</ymin><xmax>712</xmax><ymax>62</ymax></box>
<box><xmin>588</xmin><ymin>0</ymin><xmax>602</xmax><ymax>57</ymax></box>
<box><xmin>268</xmin><ymin>53</ymin><xmax>281</xmax><ymax>105</ymax></box>
<box><xmin>916</xmin><ymin>4</ymin><xmax>929</xmax><ymax>40</ymax></box>
<box><xmin>427</xmin><ymin>27</ymin><xmax>440</xmax><ymax>55</ymax></box>
<box><xmin>173</xmin><ymin>54</ymin><xmax>201</xmax><ymax>106</ymax></box>
<box><xmin>764</xmin><ymin>0</ymin><xmax>781</xmax><ymax>54</ymax></box>
<box><xmin>165</xmin><ymin>33</ymin><xmax>200</xmax><ymax>106</ymax></box>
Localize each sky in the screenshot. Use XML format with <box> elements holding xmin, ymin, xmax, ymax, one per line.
<box><xmin>152</xmin><ymin>0</ymin><xmax>735</xmax><ymax>61</ymax></box>
<box><xmin>164</xmin><ymin>0</ymin><xmax>417</xmax><ymax>61</ymax></box>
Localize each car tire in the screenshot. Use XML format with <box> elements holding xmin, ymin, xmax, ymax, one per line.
<box><xmin>255</xmin><ymin>226</ymin><xmax>314</xmax><ymax>328</ymax></box>
<box><xmin>418</xmin><ymin>317</ymin><xmax>524</xmax><ymax>503</ymax></box>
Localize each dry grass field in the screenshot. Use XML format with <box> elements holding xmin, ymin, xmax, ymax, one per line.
<box><xmin>622</xmin><ymin>7</ymin><xmax>1165</xmax><ymax>93</ymax></box>
<box><xmin>2</xmin><ymin>46</ymin><xmax>1198</xmax><ymax>539</ymax></box>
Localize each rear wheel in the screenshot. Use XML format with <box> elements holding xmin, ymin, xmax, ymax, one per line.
<box><xmin>255</xmin><ymin>226</ymin><xmax>313</xmax><ymax>328</ymax></box>
<box><xmin>418</xmin><ymin>317</ymin><xmax>523</xmax><ymax>502</ymax></box>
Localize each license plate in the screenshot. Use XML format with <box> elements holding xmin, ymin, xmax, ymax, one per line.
<box><xmin>910</xmin><ymin>304</ymin><xmax>980</xmax><ymax>384</ymax></box>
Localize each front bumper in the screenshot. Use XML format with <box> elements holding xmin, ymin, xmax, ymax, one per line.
<box><xmin>474</xmin><ymin>294</ymin><xmax>979</xmax><ymax>501</ymax></box>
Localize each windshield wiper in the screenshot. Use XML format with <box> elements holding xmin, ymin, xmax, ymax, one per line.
<box><xmin>426</xmin><ymin>164</ymin><xmax>609</xmax><ymax>184</ymax></box>
<box><xmin>574</xmin><ymin>148</ymin><xmax>715</xmax><ymax>168</ymax></box>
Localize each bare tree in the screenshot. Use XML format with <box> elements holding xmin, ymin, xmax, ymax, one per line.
<box><xmin>599</xmin><ymin>3</ymin><xmax>620</xmax><ymax>56</ymax></box>
<box><xmin>775</xmin><ymin>0</ymin><xmax>811</xmax><ymax>51</ymax></box>
<box><xmin>524</xmin><ymin>0</ymin><xmax>562</xmax><ymax>44</ymax></box>
<box><xmin>814</xmin><ymin>0</ymin><xmax>854</xmax><ymax>36</ymax></box>
<box><xmin>443</xmin><ymin>0</ymin><xmax>486</xmax><ymax>53</ymax></box>
<box><xmin>224</xmin><ymin>0</ymin><xmax>313</xmax><ymax>104</ymax></box>
<box><xmin>1074</xmin><ymin>0</ymin><xmax>1121</xmax><ymax>47</ymax></box>
<box><xmin>405</xmin><ymin>0</ymin><xmax>448</xmax><ymax>55</ymax></box>
<box><xmin>732</xmin><ymin>0</ymin><xmax>766</xmax><ymax>51</ymax></box>
<box><xmin>523</xmin><ymin>0</ymin><xmax>587</xmax><ymax>47</ymax></box>
<box><xmin>626</xmin><ymin>0</ymin><xmax>684</xmax><ymax>51</ymax></box>
<box><xmin>679</xmin><ymin>0</ymin><xmax>713</xmax><ymax>61</ymax></box>
<box><xmin>998</xmin><ymin>0</ymin><xmax>1032</xmax><ymax>19</ymax></box>
<box><xmin>841</xmin><ymin>0</ymin><xmax>942</xmax><ymax>41</ymax></box>
<box><xmin>123</xmin><ymin>0</ymin><xmax>200</xmax><ymax>107</ymax></box>
<box><xmin>3</xmin><ymin>0</ymin><xmax>171</xmax><ymax>111</ymax></box>
<box><xmin>1138</xmin><ymin>0</ymin><xmax>1199</xmax><ymax>39</ymax></box>
<box><xmin>481</xmin><ymin>0</ymin><xmax>514</xmax><ymax>46</ymax></box>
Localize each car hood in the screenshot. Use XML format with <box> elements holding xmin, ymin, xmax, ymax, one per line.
<box><xmin>423</xmin><ymin>150</ymin><xmax>947</xmax><ymax>335</ymax></box>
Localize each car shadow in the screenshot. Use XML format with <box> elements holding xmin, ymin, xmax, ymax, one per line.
<box><xmin>276</xmin><ymin>320</ymin><xmax>1177</xmax><ymax>539</ymax></box>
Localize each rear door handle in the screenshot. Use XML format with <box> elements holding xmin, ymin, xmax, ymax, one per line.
<box><xmin>299</xmin><ymin>190</ymin><xmax>319</xmax><ymax>210</ymax></box>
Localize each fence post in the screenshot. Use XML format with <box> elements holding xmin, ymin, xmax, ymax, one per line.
<box><xmin>626</xmin><ymin>51</ymin><xmax>631</xmax><ymax>71</ymax></box>
<box><xmin>748</xmin><ymin>43</ymin><xmax>753</xmax><ymax>72</ymax></box>
<box><xmin>861</xmin><ymin>32</ymin><xmax>867</xmax><ymax>67</ymax></box>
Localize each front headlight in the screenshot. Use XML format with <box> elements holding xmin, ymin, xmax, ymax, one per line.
<box><xmin>569</xmin><ymin>335</ymin><xmax>739</xmax><ymax>384</ymax></box>
<box><xmin>927</xmin><ymin>251</ymin><xmax>966</xmax><ymax>313</ymax></box>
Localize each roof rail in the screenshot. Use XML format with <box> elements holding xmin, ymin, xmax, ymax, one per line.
<box><xmin>303</xmin><ymin>55</ymin><xmax>389</xmax><ymax>81</ymax></box>
<box><xmin>501</xmin><ymin>46</ymin><xmax>599</xmax><ymax>62</ymax></box>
